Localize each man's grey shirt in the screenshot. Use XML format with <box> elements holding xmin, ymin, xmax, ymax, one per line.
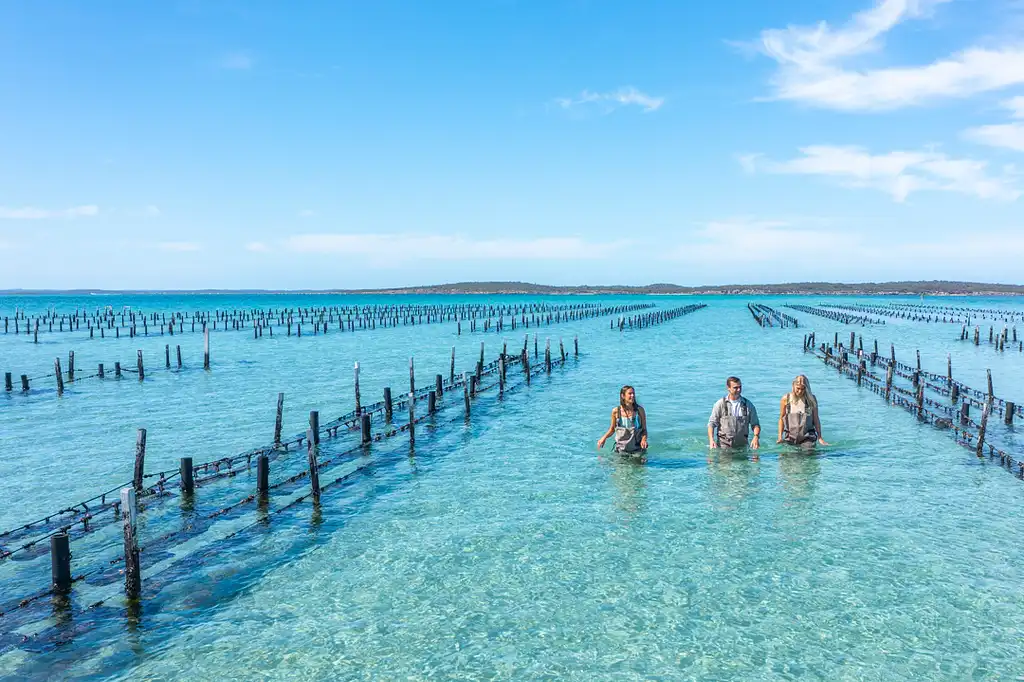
<box><xmin>708</xmin><ymin>397</ymin><xmax>759</xmax><ymax>429</ymax></box>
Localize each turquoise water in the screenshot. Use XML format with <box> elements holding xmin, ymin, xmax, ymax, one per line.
<box><xmin>2</xmin><ymin>294</ymin><xmax>1024</xmax><ymax>680</ymax></box>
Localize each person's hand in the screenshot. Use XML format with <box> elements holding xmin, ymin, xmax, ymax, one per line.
<box><xmin>776</xmin><ymin>437</ymin><xmax>783</xmax><ymax>444</ymax></box>
<box><xmin>640</xmin><ymin>435</ymin><xmax>648</xmax><ymax>449</ymax></box>
<box><xmin>751</xmin><ymin>436</ymin><xmax>760</xmax><ymax>450</ymax></box>
<box><xmin>709</xmin><ymin>441</ymin><xmax>717</xmax><ymax>449</ymax></box>
<box><xmin>597</xmin><ymin>437</ymin><xmax>606</xmax><ymax>450</ymax></box>
<box><xmin>817</xmin><ymin>437</ymin><xmax>830</xmax><ymax>446</ymax></box>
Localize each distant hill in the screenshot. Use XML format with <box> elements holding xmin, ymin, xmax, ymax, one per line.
<box><xmin>348</xmin><ymin>280</ymin><xmax>1024</xmax><ymax>296</ymax></box>
<box><xmin>2</xmin><ymin>281</ymin><xmax>1023</xmax><ymax>296</ymax></box>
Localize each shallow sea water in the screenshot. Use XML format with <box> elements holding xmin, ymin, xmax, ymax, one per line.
<box><xmin>2</xmin><ymin>294</ymin><xmax>1024</xmax><ymax>681</ymax></box>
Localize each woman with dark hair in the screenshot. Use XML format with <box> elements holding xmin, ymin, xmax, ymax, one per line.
<box><xmin>597</xmin><ymin>385</ymin><xmax>648</xmax><ymax>453</ymax></box>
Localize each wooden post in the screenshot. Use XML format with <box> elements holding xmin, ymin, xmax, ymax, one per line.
<box><xmin>354</xmin><ymin>362</ymin><xmax>361</xmax><ymax>414</ymax></box>
<box><xmin>463</xmin><ymin>372</ymin><xmax>471</xmax><ymax>416</ymax></box>
<box><xmin>1005</xmin><ymin>402</ymin><xmax>1015</xmax><ymax>426</ymax></box>
<box><xmin>54</xmin><ymin>358</ymin><xmax>64</xmax><ymax>395</ymax></box>
<box><xmin>361</xmin><ymin>413</ymin><xmax>372</xmax><ymax>444</ymax></box>
<box><xmin>856</xmin><ymin>361</ymin><xmax>864</xmax><ymax>386</ymax></box>
<box><xmin>947</xmin><ymin>354</ymin><xmax>952</xmax><ymax>384</ymax></box>
<box><xmin>884</xmin><ymin>365</ymin><xmax>894</xmax><ymax>401</ymax></box>
<box><xmin>435</xmin><ymin>373</ymin><xmax>443</xmax><ymax>399</ymax></box>
<box><xmin>115</xmin><ymin>361</ymin><xmax>122</xmax><ymax>378</ymax></box>
<box><xmin>137</xmin><ymin>350</ymin><xmax>144</xmax><ymax>380</ymax></box>
<box><xmin>20</xmin><ymin>374</ymin><xmax>28</xmax><ymax>391</ymax></box>
<box><xmin>545</xmin><ymin>339</ymin><xmax>552</xmax><ymax>373</ymax></box>
<box><xmin>4</xmin><ymin>372</ymin><xmax>11</xmax><ymax>391</ymax></box>
<box><xmin>428</xmin><ymin>390</ymin><xmax>437</xmax><ymax>414</ymax></box>
<box><xmin>559</xmin><ymin>339</ymin><xmax>565</xmax><ymax>363</ymax></box>
<box><xmin>133</xmin><ymin>428</ymin><xmax>147</xmax><ymax>493</ymax></box>
<box><xmin>916</xmin><ymin>384</ymin><xmax>924</xmax><ymax>418</ymax></box>
<box><xmin>409</xmin><ymin>357</ymin><xmax>415</xmax><ymax>398</ymax></box>
<box><xmin>274</xmin><ymin>392</ymin><xmax>284</xmax><ymax>447</ymax></box>
<box><xmin>50</xmin><ymin>533</ymin><xmax>72</xmax><ymax>594</ymax></box>
<box><xmin>176</xmin><ymin>345</ymin><xmax>182</xmax><ymax>368</ymax></box>
<box><xmin>951</xmin><ymin>384</ymin><xmax>960</xmax><ymax>404</ymax></box>
<box><xmin>499</xmin><ymin>354</ymin><xmax>505</xmax><ymax>393</ymax></box>
<box><xmin>180</xmin><ymin>457</ymin><xmax>194</xmax><ymax>494</ymax></box>
<box><xmin>976</xmin><ymin>401</ymin><xmax>991</xmax><ymax>458</ymax></box>
<box><xmin>450</xmin><ymin>346</ymin><xmax>456</xmax><ymax>382</ymax></box>
<box><xmin>960</xmin><ymin>401</ymin><xmax>970</xmax><ymax>425</ymax></box>
<box><xmin>68</xmin><ymin>351</ymin><xmax>74</xmax><ymax>381</ymax></box>
<box><xmin>257</xmin><ymin>455</ymin><xmax>269</xmax><ymax>495</ymax></box>
<box><xmin>165</xmin><ymin>344</ymin><xmax>170</xmax><ymax>369</ymax></box>
<box><xmin>120</xmin><ymin>487</ymin><xmax>141</xmax><ymax>599</ymax></box>
<box><xmin>574</xmin><ymin>335</ymin><xmax>578</xmax><ymax>357</ymax></box>
<box><xmin>383</xmin><ymin>387</ymin><xmax>393</xmax><ymax>421</ymax></box>
<box><xmin>203</xmin><ymin>326</ymin><xmax>210</xmax><ymax>370</ymax></box>
<box><xmin>307</xmin><ymin>411</ymin><xmax>321</xmax><ymax>503</ymax></box>
<box><xmin>469</xmin><ymin>374</ymin><xmax>477</xmax><ymax>398</ymax></box>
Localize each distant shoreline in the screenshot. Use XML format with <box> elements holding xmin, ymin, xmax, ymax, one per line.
<box><xmin>2</xmin><ymin>280</ymin><xmax>1023</xmax><ymax>296</ymax></box>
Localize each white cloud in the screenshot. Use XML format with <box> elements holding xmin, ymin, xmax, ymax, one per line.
<box><xmin>283</xmin><ymin>233</ymin><xmax>628</xmax><ymax>264</ymax></box>
<box><xmin>664</xmin><ymin>218</ymin><xmax>855</xmax><ymax>264</ymax></box>
<box><xmin>743</xmin><ymin>144</ymin><xmax>1021</xmax><ymax>201</ymax></box>
<box><xmin>0</xmin><ymin>205</ymin><xmax>99</xmax><ymax>219</ymax></box>
<box><xmin>246</xmin><ymin>241</ymin><xmax>271</xmax><ymax>252</ymax></box>
<box><xmin>752</xmin><ymin>0</ymin><xmax>1024</xmax><ymax>110</ymax></box>
<box><xmin>218</xmin><ymin>51</ymin><xmax>254</xmax><ymax>70</ymax></box>
<box><xmin>157</xmin><ymin>241</ymin><xmax>202</xmax><ymax>252</ymax></box>
<box><xmin>964</xmin><ymin>96</ymin><xmax>1024</xmax><ymax>152</ymax></box>
<box><xmin>555</xmin><ymin>87</ymin><xmax>664</xmax><ymax>113</ymax></box>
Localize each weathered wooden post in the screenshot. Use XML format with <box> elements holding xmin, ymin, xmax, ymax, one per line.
<box><xmin>361</xmin><ymin>413</ymin><xmax>372</xmax><ymax>444</ymax></box>
<box><xmin>50</xmin><ymin>533</ymin><xmax>72</xmax><ymax>594</ymax></box>
<box><xmin>133</xmin><ymin>428</ymin><xmax>147</xmax><ymax>493</ymax></box>
<box><xmin>498</xmin><ymin>354</ymin><xmax>506</xmax><ymax>393</ymax></box>
<box><xmin>203</xmin><ymin>326</ymin><xmax>210</xmax><ymax>370</ymax></box>
<box><xmin>115</xmin><ymin>362</ymin><xmax>122</xmax><ymax>378</ymax></box>
<box><xmin>977</xmin><ymin>401</ymin><xmax>991</xmax><ymax>458</ymax></box>
<box><xmin>274</xmin><ymin>392</ymin><xmax>284</xmax><ymax>447</ymax></box>
<box><xmin>916</xmin><ymin>384</ymin><xmax>924</xmax><ymax>418</ymax></box>
<box><xmin>354</xmin><ymin>362</ymin><xmax>361</xmax><ymax>414</ymax></box>
<box><xmin>884</xmin><ymin>365</ymin><xmax>894</xmax><ymax>401</ymax></box>
<box><xmin>257</xmin><ymin>455</ymin><xmax>269</xmax><ymax>495</ymax></box>
<box><xmin>68</xmin><ymin>351</ymin><xmax>74</xmax><ymax>381</ymax></box>
<box><xmin>1005</xmin><ymin>402</ymin><xmax>1016</xmax><ymax>426</ymax></box>
<box><xmin>176</xmin><ymin>345</ymin><xmax>182</xmax><ymax>368</ymax></box>
<box><xmin>545</xmin><ymin>339</ymin><xmax>552</xmax><ymax>373</ymax></box>
<box><xmin>408</xmin><ymin>392</ymin><xmax>416</xmax><ymax>443</ymax></box>
<box><xmin>137</xmin><ymin>350</ymin><xmax>144</xmax><ymax>380</ymax></box>
<box><xmin>574</xmin><ymin>335</ymin><xmax>579</xmax><ymax>357</ymax></box>
<box><xmin>165</xmin><ymin>344</ymin><xmax>170</xmax><ymax>369</ymax></box>
<box><xmin>307</xmin><ymin>411</ymin><xmax>321</xmax><ymax>503</ymax></box>
<box><xmin>54</xmin><ymin>358</ymin><xmax>64</xmax><ymax>395</ymax></box>
<box><xmin>463</xmin><ymin>372</ymin><xmax>471</xmax><ymax>416</ymax></box>
<box><xmin>428</xmin><ymin>390</ymin><xmax>437</xmax><ymax>414</ymax></box>
<box><xmin>951</xmin><ymin>383</ymin><xmax>960</xmax><ymax>404</ymax></box>
<box><xmin>3</xmin><ymin>372</ymin><xmax>11</xmax><ymax>392</ymax></box>
<box><xmin>20</xmin><ymin>374</ymin><xmax>28</xmax><ymax>391</ymax></box>
<box><xmin>120</xmin><ymin>487</ymin><xmax>141</xmax><ymax>599</ymax></box>
<box><xmin>960</xmin><ymin>401</ymin><xmax>970</xmax><ymax>425</ymax></box>
<box><xmin>384</xmin><ymin>387</ymin><xmax>393</xmax><ymax>421</ymax></box>
<box><xmin>435</xmin><ymin>373</ymin><xmax>443</xmax><ymax>399</ymax></box>
<box><xmin>180</xmin><ymin>457</ymin><xmax>194</xmax><ymax>494</ymax></box>
<box><xmin>450</xmin><ymin>346</ymin><xmax>456</xmax><ymax>382</ymax></box>
<box><xmin>409</xmin><ymin>357</ymin><xmax>416</xmax><ymax>398</ymax></box>
<box><xmin>559</xmin><ymin>339</ymin><xmax>565</xmax><ymax>363</ymax></box>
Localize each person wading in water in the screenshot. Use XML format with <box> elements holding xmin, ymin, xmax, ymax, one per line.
<box><xmin>776</xmin><ymin>374</ymin><xmax>829</xmax><ymax>446</ymax></box>
<box><xmin>708</xmin><ymin>376</ymin><xmax>760</xmax><ymax>449</ymax></box>
<box><xmin>597</xmin><ymin>385</ymin><xmax>648</xmax><ymax>454</ymax></box>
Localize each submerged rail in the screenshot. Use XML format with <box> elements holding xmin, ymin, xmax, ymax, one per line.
<box><xmin>803</xmin><ymin>332</ymin><xmax>1024</xmax><ymax>479</ymax></box>
<box><xmin>747</xmin><ymin>303</ymin><xmax>798</xmax><ymax>328</ymax></box>
<box><xmin>611</xmin><ymin>304</ymin><xmax>707</xmax><ymax>331</ymax></box>
<box><xmin>0</xmin><ymin>335</ymin><xmax>584</xmax><ymax>654</ymax></box>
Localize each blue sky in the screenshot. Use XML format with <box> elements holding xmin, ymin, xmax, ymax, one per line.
<box><xmin>3</xmin><ymin>0</ymin><xmax>1024</xmax><ymax>289</ymax></box>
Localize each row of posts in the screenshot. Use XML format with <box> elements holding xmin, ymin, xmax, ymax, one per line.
<box><xmin>6</xmin><ymin>329</ymin><xmax>210</xmax><ymax>395</ymax></box>
<box><xmin>47</xmin><ymin>336</ymin><xmax>578</xmax><ymax>599</ymax></box>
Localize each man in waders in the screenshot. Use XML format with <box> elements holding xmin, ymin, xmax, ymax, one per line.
<box><xmin>707</xmin><ymin>376</ymin><xmax>760</xmax><ymax>449</ymax></box>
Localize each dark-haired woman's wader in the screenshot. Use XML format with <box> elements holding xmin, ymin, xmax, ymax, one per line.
<box><xmin>614</xmin><ymin>407</ymin><xmax>644</xmax><ymax>453</ymax></box>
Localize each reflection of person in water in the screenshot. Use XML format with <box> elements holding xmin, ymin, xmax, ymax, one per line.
<box><xmin>778</xmin><ymin>451</ymin><xmax>821</xmax><ymax>502</ymax></box>
<box><xmin>597</xmin><ymin>385</ymin><xmax>648</xmax><ymax>454</ymax></box>
<box><xmin>705</xmin><ymin>449</ymin><xmax>762</xmax><ymax>511</ymax></box>
<box><xmin>777</xmin><ymin>375</ymin><xmax>829</xmax><ymax>447</ymax></box>
<box><xmin>608</xmin><ymin>455</ymin><xmax>648</xmax><ymax>520</ymax></box>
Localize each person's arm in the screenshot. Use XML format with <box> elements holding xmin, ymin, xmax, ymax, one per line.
<box><xmin>777</xmin><ymin>396</ymin><xmax>787</xmax><ymax>443</ymax></box>
<box><xmin>749</xmin><ymin>402</ymin><xmax>761</xmax><ymax>449</ymax></box>
<box><xmin>814</xmin><ymin>404</ymin><xmax>829</xmax><ymax>445</ymax></box>
<box><xmin>638</xmin><ymin>406</ymin><xmax>648</xmax><ymax>449</ymax></box>
<box><xmin>708</xmin><ymin>401</ymin><xmax>720</xmax><ymax>448</ymax></box>
<box><xmin>597</xmin><ymin>408</ymin><xmax>618</xmax><ymax>450</ymax></box>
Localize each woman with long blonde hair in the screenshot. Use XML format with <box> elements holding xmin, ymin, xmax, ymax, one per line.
<box><xmin>777</xmin><ymin>375</ymin><xmax>828</xmax><ymax>446</ymax></box>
